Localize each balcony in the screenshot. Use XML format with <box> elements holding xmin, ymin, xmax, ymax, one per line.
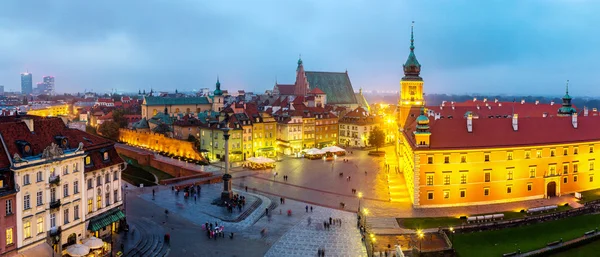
<box><xmin>49</xmin><ymin>226</ymin><xmax>61</xmax><ymax>237</ymax></box>
<box><xmin>49</xmin><ymin>199</ymin><xmax>61</xmax><ymax>210</ymax></box>
<box><xmin>49</xmin><ymin>175</ymin><xmax>60</xmax><ymax>186</ymax></box>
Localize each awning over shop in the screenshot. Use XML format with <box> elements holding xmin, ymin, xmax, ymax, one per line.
<box><xmin>257</xmin><ymin>147</ymin><xmax>275</xmax><ymax>151</ymax></box>
<box><xmin>87</xmin><ymin>208</ymin><xmax>125</xmax><ymax>232</ymax></box>
<box><xmin>18</xmin><ymin>242</ymin><xmax>53</xmax><ymax>257</ymax></box>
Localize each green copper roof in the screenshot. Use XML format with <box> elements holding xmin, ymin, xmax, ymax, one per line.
<box><xmin>144</xmin><ymin>96</ymin><xmax>210</xmax><ymax>106</ymax></box>
<box><xmin>403</xmin><ymin>22</ymin><xmax>422</xmax><ymax>79</ymax></box>
<box><xmin>306</xmin><ymin>71</ymin><xmax>358</xmax><ymax>105</ymax></box>
<box><xmin>416</xmin><ymin>115</ymin><xmax>429</xmax><ymax>123</ymax></box>
<box><xmin>563</xmin><ymin>80</ymin><xmax>571</xmax><ymax>100</ymax></box>
<box><xmin>149</xmin><ymin>111</ymin><xmax>174</xmax><ymax>125</ymax></box>
<box><xmin>132</xmin><ymin>117</ymin><xmax>150</xmax><ymax>129</ymax></box>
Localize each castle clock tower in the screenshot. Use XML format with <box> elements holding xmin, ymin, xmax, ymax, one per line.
<box><xmin>398</xmin><ymin>21</ymin><xmax>425</xmax><ymax>129</ymax></box>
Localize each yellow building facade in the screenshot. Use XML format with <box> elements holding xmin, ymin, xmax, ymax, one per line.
<box><xmin>396</xmin><ymin>23</ymin><xmax>600</xmax><ymax>208</ymax></box>
<box><xmin>26</xmin><ymin>104</ymin><xmax>70</xmax><ymax>117</ymax></box>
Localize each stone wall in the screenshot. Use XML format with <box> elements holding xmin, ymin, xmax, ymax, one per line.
<box><xmin>119</xmin><ymin>128</ymin><xmax>206</xmax><ymax>161</ymax></box>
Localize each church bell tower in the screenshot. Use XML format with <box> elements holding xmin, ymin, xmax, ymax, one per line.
<box><xmin>399</xmin><ymin>21</ymin><xmax>425</xmax><ymax>129</ymax></box>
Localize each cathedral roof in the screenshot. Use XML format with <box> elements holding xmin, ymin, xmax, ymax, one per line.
<box><xmin>306</xmin><ymin>71</ymin><xmax>358</xmax><ymax>105</ymax></box>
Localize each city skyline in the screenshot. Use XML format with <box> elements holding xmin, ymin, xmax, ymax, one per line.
<box><xmin>1</xmin><ymin>1</ymin><xmax>599</xmax><ymax>96</ymax></box>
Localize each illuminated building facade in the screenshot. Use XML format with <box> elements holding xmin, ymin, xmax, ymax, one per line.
<box><xmin>397</xmin><ymin>23</ymin><xmax>600</xmax><ymax>208</ymax></box>
<box><xmin>339</xmin><ymin>106</ymin><xmax>382</xmax><ymax>147</ymax></box>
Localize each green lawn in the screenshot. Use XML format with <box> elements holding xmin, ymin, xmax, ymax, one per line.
<box><xmin>120</xmin><ymin>154</ymin><xmax>175</xmax><ymax>181</ymax></box>
<box><xmin>399</xmin><ymin>205</ymin><xmax>572</xmax><ymax>230</ymax></box>
<box><xmin>453</xmin><ymin>214</ymin><xmax>600</xmax><ymax>257</ymax></box>
<box><xmin>123</xmin><ymin>165</ymin><xmax>156</xmax><ymax>182</ymax></box>
<box><xmin>549</xmin><ymin>237</ymin><xmax>600</xmax><ymax>257</ymax></box>
<box><xmin>579</xmin><ymin>188</ymin><xmax>600</xmax><ymax>203</ymax></box>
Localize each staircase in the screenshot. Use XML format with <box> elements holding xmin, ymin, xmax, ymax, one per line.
<box><xmin>124</xmin><ymin>218</ymin><xmax>170</xmax><ymax>257</ymax></box>
<box><xmin>386</xmin><ymin>152</ymin><xmax>411</xmax><ymax>203</ymax></box>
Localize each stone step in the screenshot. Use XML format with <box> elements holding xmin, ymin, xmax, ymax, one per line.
<box><xmin>123</xmin><ymin>220</ymin><xmax>150</xmax><ymax>257</ymax></box>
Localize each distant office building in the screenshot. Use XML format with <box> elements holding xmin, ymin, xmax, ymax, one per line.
<box><xmin>43</xmin><ymin>76</ymin><xmax>55</xmax><ymax>95</ymax></box>
<box><xmin>21</xmin><ymin>72</ymin><xmax>33</xmax><ymax>95</ymax></box>
<box><xmin>0</xmin><ymin>85</ymin><xmax>4</xmax><ymax>95</ymax></box>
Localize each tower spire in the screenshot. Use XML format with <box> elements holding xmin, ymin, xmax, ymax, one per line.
<box><xmin>566</xmin><ymin>79</ymin><xmax>569</xmax><ymax>95</ymax></box>
<box><xmin>410</xmin><ymin>21</ymin><xmax>415</xmax><ymax>51</ymax></box>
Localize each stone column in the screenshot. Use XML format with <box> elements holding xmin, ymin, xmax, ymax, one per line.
<box><xmin>221</xmin><ymin>128</ymin><xmax>233</xmax><ymax>201</ymax></box>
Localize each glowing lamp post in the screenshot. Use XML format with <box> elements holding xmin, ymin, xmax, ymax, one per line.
<box><xmin>418</xmin><ymin>230</ymin><xmax>424</xmax><ymax>252</ymax></box>
<box><xmin>358</xmin><ymin>192</ymin><xmax>363</xmax><ymax>212</ymax></box>
<box><xmin>449</xmin><ymin>227</ymin><xmax>455</xmax><ymax>247</ymax></box>
<box><xmin>370</xmin><ymin>235</ymin><xmax>376</xmax><ymax>256</ymax></box>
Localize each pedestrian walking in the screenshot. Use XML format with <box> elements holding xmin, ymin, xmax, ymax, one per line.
<box><xmin>245</xmin><ymin>186</ymin><xmax>248</xmax><ymax>192</ymax></box>
<box><xmin>308</xmin><ymin>217</ymin><xmax>312</xmax><ymax>226</ymax></box>
<box><xmin>265</xmin><ymin>208</ymin><xmax>269</xmax><ymax>216</ymax></box>
<box><xmin>306</xmin><ymin>205</ymin><xmax>309</xmax><ymax>212</ymax></box>
<box><xmin>329</xmin><ymin>217</ymin><xmax>332</xmax><ymax>225</ymax></box>
<box><xmin>310</xmin><ymin>206</ymin><xmax>313</xmax><ymax>212</ymax></box>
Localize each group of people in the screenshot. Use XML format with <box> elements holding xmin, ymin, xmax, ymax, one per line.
<box><xmin>225</xmin><ymin>194</ymin><xmax>246</xmax><ymax>213</ymax></box>
<box><xmin>203</xmin><ymin>221</ymin><xmax>226</xmax><ymax>240</ymax></box>
<box><xmin>171</xmin><ymin>184</ymin><xmax>202</xmax><ymax>202</ymax></box>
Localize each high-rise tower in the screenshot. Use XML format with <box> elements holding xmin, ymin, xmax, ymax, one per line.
<box><xmin>21</xmin><ymin>72</ymin><xmax>33</xmax><ymax>95</ymax></box>
<box><xmin>399</xmin><ymin>22</ymin><xmax>425</xmax><ymax>129</ymax></box>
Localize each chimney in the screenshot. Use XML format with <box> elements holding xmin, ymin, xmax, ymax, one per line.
<box><xmin>476</xmin><ymin>105</ymin><xmax>480</xmax><ymax>110</ymax></box>
<box><xmin>22</xmin><ymin>118</ymin><xmax>34</xmax><ymax>132</ymax></box>
<box><xmin>499</xmin><ymin>103</ymin><xmax>502</xmax><ymax>107</ymax></box>
<box><xmin>435</xmin><ymin>113</ymin><xmax>441</xmax><ymax>120</ymax></box>
<box><xmin>488</xmin><ymin>105</ymin><xmax>492</xmax><ymax>110</ymax></box>
<box><xmin>572</xmin><ymin>113</ymin><xmax>578</xmax><ymax>128</ymax></box>
<box><xmin>473</xmin><ymin>97</ymin><xmax>477</xmax><ymax>102</ymax></box>
<box><xmin>521</xmin><ymin>99</ymin><xmax>525</xmax><ymax>104</ymax></box>
<box><xmin>467</xmin><ymin>113</ymin><xmax>473</xmax><ymax>133</ymax></box>
<box><xmin>440</xmin><ymin>106</ymin><xmax>443</xmax><ymax>110</ymax></box>
<box><xmin>543</xmin><ymin>112</ymin><xmax>548</xmax><ymax>118</ymax></box>
<box><xmin>452</xmin><ymin>106</ymin><xmax>455</xmax><ymax>110</ymax></box>
<box><xmin>441</xmin><ymin>101</ymin><xmax>446</xmax><ymax>107</ymax></box>
<box><xmin>584</xmin><ymin>107</ymin><xmax>589</xmax><ymax>116</ymax></box>
<box><xmin>550</xmin><ymin>101</ymin><xmax>555</xmax><ymax>106</ymax></box>
<box><xmin>495</xmin><ymin>98</ymin><xmax>499</xmax><ymax>103</ymax></box>
<box><xmin>512</xmin><ymin>114</ymin><xmax>518</xmax><ymax>131</ymax></box>
<box><xmin>535</xmin><ymin>100</ymin><xmax>539</xmax><ymax>105</ymax></box>
<box><xmin>483</xmin><ymin>98</ymin><xmax>488</xmax><ymax>102</ymax></box>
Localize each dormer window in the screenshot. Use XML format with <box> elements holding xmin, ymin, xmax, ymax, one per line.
<box><xmin>85</xmin><ymin>156</ymin><xmax>93</xmax><ymax>167</ymax></box>
<box><xmin>54</xmin><ymin>136</ymin><xmax>68</xmax><ymax>149</ymax></box>
<box><xmin>16</xmin><ymin>140</ymin><xmax>33</xmax><ymax>157</ymax></box>
<box><xmin>103</xmin><ymin>152</ymin><xmax>109</xmax><ymax>162</ymax></box>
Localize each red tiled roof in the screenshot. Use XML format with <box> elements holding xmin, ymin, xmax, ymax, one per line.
<box><xmin>292</xmin><ymin>96</ymin><xmax>305</xmax><ymax>104</ymax></box>
<box><xmin>404</xmin><ymin>115</ymin><xmax>600</xmax><ymax>150</ymax></box>
<box><xmin>97</xmin><ymin>98</ymin><xmax>114</xmax><ymax>103</ymax></box>
<box><xmin>309</xmin><ymin>87</ymin><xmax>326</xmax><ymax>94</ymax></box>
<box><xmin>99</xmin><ymin>112</ymin><xmax>113</xmax><ymax>120</ymax></box>
<box><xmin>276</xmin><ymin>84</ymin><xmax>295</xmax><ymax>95</ymax></box>
<box><xmin>430</xmin><ymin>102</ymin><xmax>573</xmax><ymax>118</ymax></box>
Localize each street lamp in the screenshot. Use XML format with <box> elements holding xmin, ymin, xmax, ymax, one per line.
<box><xmin>358</xmin><ymin>192</ymin><xmax>363</xmax><ymax>212</ymax></box>
<box><xmin>370</xmin><ymin>235</ymin><xmax>376</xmax><ymax>256</ymax></box>
<box><xmin>362</xmin><ymin>208</ymin><xmax>369</xmax><ymax>232</ymax></box>
<box><xmin>418</xmin><ymin>231</ymin><xmax>424</xmax><ymax>252</ymax></box>
<box><xmin>449</xmin><ymin>227</ymin><xmax>455</xmax><ymax>247</ymax></box>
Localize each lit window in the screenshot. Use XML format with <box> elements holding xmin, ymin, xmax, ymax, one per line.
<box><xmin>507</xmin><ymin>152</ymin><xmax>513</xmax><ymax>160</ymax></box>
<box><xmin>444</xmin><ymin>156</ymin><xmax>449</xmax><ymax>164</ymax></box>
<box><xmin>563</xmin><ymin>177</ymin><xmax>568</xmax><ymax>184</ymax></box>
<box><xmin>6</xmin><ymin>228</ymin><xmax>12</xmax><ymax>245</ymax></box>
<box><xmin>574</xmin><ymin>175</ymin><xmax>578</xmax><ymax>182</ymax></box>
<box><xmin>590</xmin><ymin>175</ymin><xmax>594</xmax><ymax>183</ymax></box>
<box><xmin>88</xmin><ymin>199</ymin><xmax>93</xmax><ymax>214</ymax></box>
<box><xmin>23</xmin><ymin>222</ymin><xmax>31</xmax><ymax>238</ymax></box>
<box><xmin>563</xmin><ymin>164</ymin><xmax>569</xmax><ymax>174</ymax></box>
<box><xmin>97</xmin><ymin>195</ymin><xmax>102</xmax><ymax>209</ymax></box>
<box><xmin>536</xmin><ymin>150</ymin><xmax>542</xmax><ymax>158</ymax></box>
<box><xmin>460</xmin><ymin>155</ymin><xmax>467</xmax><ymax>163</ymax></box>
<box><xmin>563</xmin><ymin>148</ymin><xmax>568</xmax><ymax>156</ymax></box>
<box><xmin>484</xmin><ymin>188</ymin><xmax>490</xmax><ymax>196</ymax></box>
<box><xmin>443</xmin><ymin>190</ymin><xmax>450</xmax><ymax>199</ymax></box>
<box><xmin>507</xmin><ymin>169</ymin><xmax>514</xmax><ymax>180</ymax></box>
<box><xmin>574</xmin><ymin>147</ymin><xmax>579</xmax><ymax>155</ymax></box>
<box><xmin>590</xmin><ymin>160</ymin><xmax>595</xmax><ymax>171</ymax></box>
<box><xmin>444</xmin><ymin>174</ymin><xmax>451</xmax><ymax>185</ymax></box>
<box><xmin>590</xmin><ymin>145</ymin><xmax>594</xmax><ymax>153</ymax></box>
<box><xmin>426</xmin><ymin>174</ymin><xmax>434</xmax><ymax>186</ymax></box>
<box><xmin>37</xmin><ymin>217</ymin><xmax>43</xmax><ymax>234</ymax></box>
<box><xmin>85</xmin><ymin>156</ymin><xmax>92</xmax><ymax>166</ymax></box>
<box><xmin>507</xmin><ymin>186</ymin><xmax>512</xmax><ymax>194</ymax></box>
<box><xmin>484</xmin><ymin>153</ymin><xmax>490</xmax><ymax>162</ymax></box>
<box><xmin>525</xmin><ymin>151</ymin><xmax>531</xmax><ymax>159</ymax></box>
<box><xmin>460</xmin><ymin>173</ymin><xmax>467</xmax><ymax>184</ymax></box>
<box><xmin>460</xmin><ymin>189</ymin><xmax>466</xmax><ymax>198</ymax></box>
<box><xmin>549</xmin><ymin>165</ymin><xmax>557</xmax><ymax>176</ymax></box>
<box><xmin>574</xmin><ymin>163</ymin><xmax>579</xmax><ymax>173</ymax></box>
<box><xmin>103</xmin><ymin>152</ymin><xmax>109</xmax><ymax>161</ymax></box>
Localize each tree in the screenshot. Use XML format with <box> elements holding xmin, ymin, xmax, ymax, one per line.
<box><xmin>368</xmin><ymin>126</ymin><xmax>386</xmax><ymax>152</ymax></box>
<box><xmin>187</xmin><ymin>134</ymin><xmax>197</xmax><ymax>142</ymax></box>
<box><xmin>97</xmin><ymin>121</ymin><xmax>120</xmax><ymax>141</ymax></box>
<box><xmin>85</xmin><ymin>125</ymin><xmax>97</xmax><ymax>135</ymax></box>
<box><xmin>112</xmin><ymin>109</ymin><xmax>129</xmax><ymax>128</ymax></box>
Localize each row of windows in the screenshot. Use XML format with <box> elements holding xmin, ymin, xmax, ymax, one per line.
<box><xmin>425</xmin><ymin>165</ymin><xmax>593</xmax><ymax>186</ymax></box>
<box><xmin>22</xmin><ymin>164</ymin><xmax>80</xmax><ymax>185</ymax></box>
<box><xmin>86</xmin><ymin>172</ymin><xmax>119</xmax><ymax>189</ymax></box>
<box><xmin>428</xmin><ymin>146</ymin><xmax>595</xmax><ymax>164</ymax></box>
<box><xmin>87</xmin><ymin>189</ymin><xmax>120</xmax><ymax>213</ymax></box>
<box><xmin>21</xmin><ymin>206</ymin><xmax>80</xmax><ymax>240</ymax></box>
<box><xmin>426</xmin><ymin>176</ymin><xmax>594</xmax><ymax>200</ymax></box>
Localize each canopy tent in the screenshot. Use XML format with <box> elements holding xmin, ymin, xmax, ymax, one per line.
<box><xmin>321</xmin><ymin>146</ymin><xmax>346</xmax><ymax>153</ymax></box>
<box><xmin>66</xmin><ymin>244</ymin><xmax>91</xmax><ymax>257</ymax></box>
<box><xmin>305</xmin><ymin>148</ymin><xmax>325</xmax><ymax>155</ymax></box>
<box><xmin>18</xmin><ymin>242</ymin><xmax>53</xmax><ymax>257</ymax></box>
<box><xmin>244</xmin><ymin>157</ymin><xmax>276</xmax><ymax>170</ymax></box>
<box><xmin>82</xmin><ymin>236</ymin><xmax>104</xmax><ymax>249</ymax></box>
<box><xmin>247</xmin><ymin>157</ymin><xmax>275</xmax><ymax>164</ymax></box>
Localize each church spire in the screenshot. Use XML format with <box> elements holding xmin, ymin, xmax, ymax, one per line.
<box><xmin>214</xmin><ymin>76</ymin><xmax>223</xmax><ymax>96</ymax></box>
<box><xmin>403</xmin><ymin>21</ymin><xmax>421</xmax><ymax>79</ymax></box>
<box><xmin>566</xmin><ymin>79</ymin><xmax>570</xmax><ymax>96</ymax></box>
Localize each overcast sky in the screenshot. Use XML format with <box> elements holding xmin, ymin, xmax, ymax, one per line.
<box><xmin>1</xmin><ymin>0</ymin><xmax>599</xmax><ymax>96</ymax></box>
